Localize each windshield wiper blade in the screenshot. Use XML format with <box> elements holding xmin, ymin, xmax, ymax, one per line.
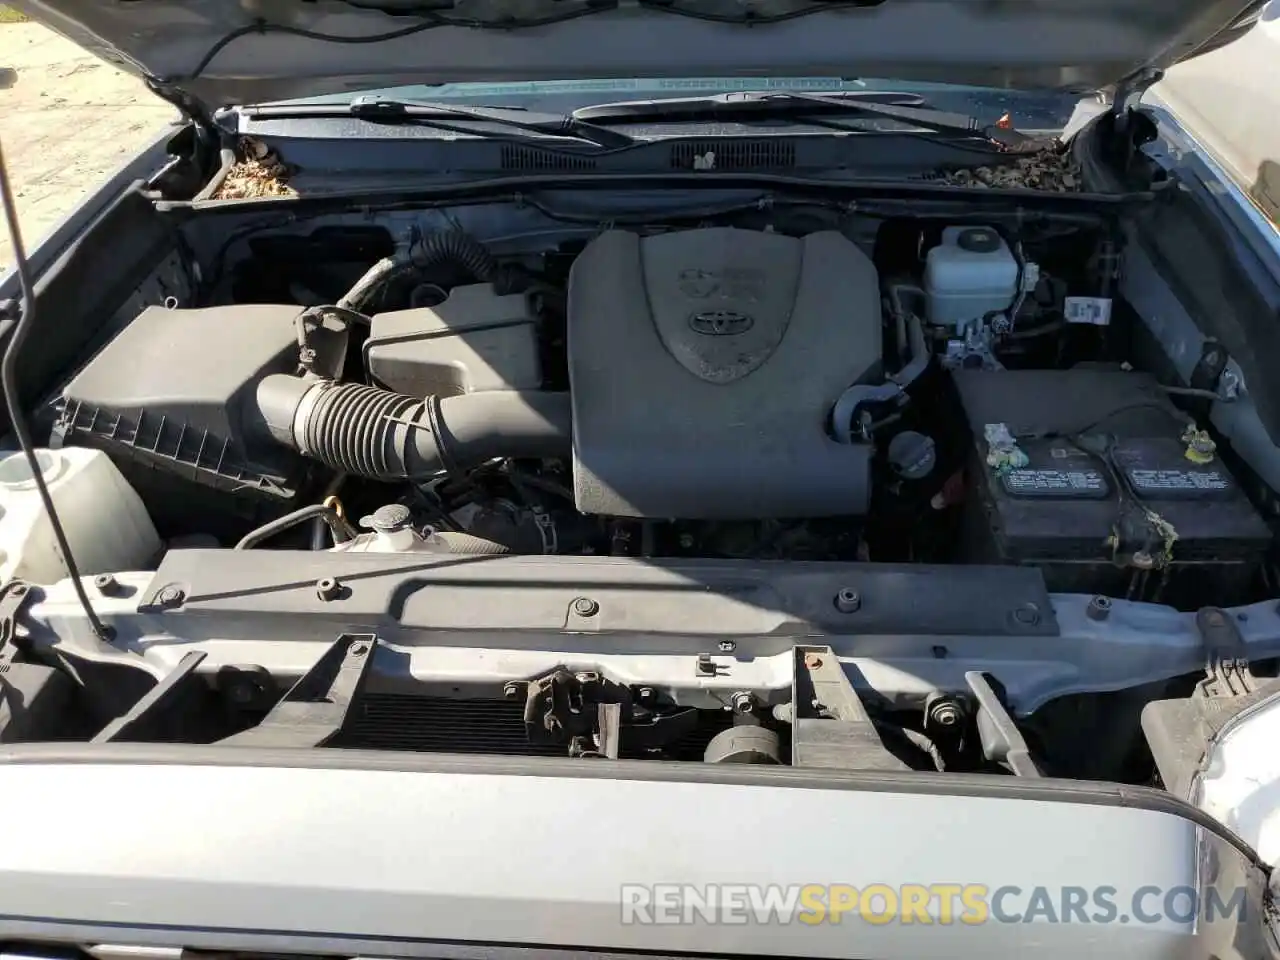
<box><xmin>573</xmin><ymin>92</ymin><xmax>1039</xmax><ymax>151</ymax></box>
<box><xmin>240</xmin><ymin>97</ymin><xmax>635</xmax><ymax>150</ymax></box>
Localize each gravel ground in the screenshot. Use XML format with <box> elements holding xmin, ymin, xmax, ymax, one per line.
<box><xmin>1147</xmin><ymin>4</ymin><xmax>1280</xmax><ymax>226</ymax></box>
<box><xmin>0</xmin><ymin>21</ymin><xmax>176</xmax><ymax>264</ymax></box>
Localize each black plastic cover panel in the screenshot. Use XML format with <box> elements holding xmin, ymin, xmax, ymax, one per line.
<box><xmin>365</xmin><ymin>283</ymin><xmax>542</xmax><ymax>397</ymax></box>
<box><xmin>144</xmin><ymin>549</ymin><xmax>1058</xmax><ymax>638</ymax></box>
<box><xmin>567</xmin><ymin>228</ymin><xmax>880</xmax><ymax>519</ymax></box>
<box><xmin>57</xmin><ymin>304</ymin><xmax>305</xmax><ymax>500</ymax></box>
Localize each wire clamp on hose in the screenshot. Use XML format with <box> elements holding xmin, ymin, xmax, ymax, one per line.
<box><xmin>424</xmin><ymin>394</ymin><xmax>463</xmax><ymax>478</ymax></box>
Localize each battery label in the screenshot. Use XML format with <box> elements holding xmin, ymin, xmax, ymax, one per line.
<box><xmin>1003</xmin><ymin>469</ymin><xmax>1107</xmax><ymax>497</ymax></box>
<box><xmin>1127</xmin><ymin>468</ymin><xmax>1230</xmax><ymax>493</ymax></box>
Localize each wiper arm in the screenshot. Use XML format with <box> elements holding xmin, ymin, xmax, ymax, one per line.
<box><xmin>239</xmin><ymin>97</ymin><xmax>635</xmax><ymax>150</ymax></box>
<box><xmin>573</xmin><ymin>92</ymin><xmax>1039</xmax><ymax>151</ymax></box>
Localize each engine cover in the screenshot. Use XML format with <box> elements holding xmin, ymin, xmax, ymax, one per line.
<box><xmin>567</xmin><ymin>228</ymin><xmax>880</xmax><ymax>519</ymax></box>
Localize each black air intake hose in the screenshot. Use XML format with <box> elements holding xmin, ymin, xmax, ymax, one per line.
<box><xmin>410</xmin><ymin>230</ymin><xmax>496</xmax><ymax>283</ymax></box>
<box><xmin>338</xmin><ymin>230</ymin><xmax>497</xmax><ymax>313</ymax></box>
<box><xmin>254</xmin><ymin>375</ymin><xmax>571</xmax><ymax>480</ymax></box>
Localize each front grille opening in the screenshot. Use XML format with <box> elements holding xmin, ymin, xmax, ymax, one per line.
<box><xmin>333</xmin><ymin>695</ymin><xmax>732</xmax><ymax>760</ymax></box>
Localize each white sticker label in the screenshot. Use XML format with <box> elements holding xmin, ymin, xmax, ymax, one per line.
<box><xmin>1064</xmin><ymin>296</ymin><xmax>1113</xmax><ymax>326</ymax></box>
<box><xmin>1128</xmin><ymin>469</ymin><xmax>1229</xmax><ymax>492</ymax></box>
<box><xmin>1005</xmin><ymin>469</ymin><xmax>1106</xmax><ymax>492</ymax></box>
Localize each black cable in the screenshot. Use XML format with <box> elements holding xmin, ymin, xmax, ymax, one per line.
<box><xmin>235</xmin><ymin>503</ymin><xmax>358</xmax><ymax>549</ymax></box>
<box><xmin>0</xmin><ymin>140</ymin><xmax>111</xmax><ymax>640</ymax></box>
<box><xmin>507</xmin><ymin>468</ymin><xmax>573</xmax><ymax>502</ymax></box>
<box><xmin>180</xmin><ymin>6</ymin><xmax>610</xmax><ymax>83</ymax></box>
<box><xmin>180</xmin><ymin>0</ymin><xmax>892</xmax><ymax>84</ymax></box>
<box><xmin>1158</xmin><ymin>383</ymin><xmax>1227</xmax><ymax>401</ymax></box>
<box><xmin>1015</xmin><ymin>400</ymin><xmax>1186</xmax><ymax>441</ymax></box>
<box><xmin>310</xmin><ymin>473</ymin><xmax>348</xmax><ymax>550</ymax></box>
<box><xmin>637</xmin><ymin>0</ymin><xmax>882</xmax><ymax>23</ymax></box>
<box><xmin>181</xmin><ymin>18</ymin><xmax>442</xmax><ymax>82</ymax></box>
<box><xmin>409</xmin><ymin>485</ymin><xmax>466</xmax><ymax>531</ymax></box>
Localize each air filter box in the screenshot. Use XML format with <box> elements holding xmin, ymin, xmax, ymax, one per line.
<box><xmin>54</xmin><ymin>304</ymin><xmax>307</xmax><ymax>533</ymax></box>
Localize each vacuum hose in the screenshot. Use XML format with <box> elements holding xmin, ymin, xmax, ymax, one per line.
<box><xmin>255</xmin><ymin>375</ymin><xmax>572</xmax><ymax>481</ymax></box>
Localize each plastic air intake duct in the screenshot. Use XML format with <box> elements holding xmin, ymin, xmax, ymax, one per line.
<box><xmin>254</xmin><ymin>374</ymin><xmax>571</xmax><ymax>480</ymax></box>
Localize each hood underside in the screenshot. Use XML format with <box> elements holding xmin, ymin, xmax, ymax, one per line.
<box><xmin>11</xmin><ymin>0</ymin><xmax>1268</xmax><ymax>109</ymax></box>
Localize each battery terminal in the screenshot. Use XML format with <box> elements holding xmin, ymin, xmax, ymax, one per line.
<box><xmin>1182</xmin><ymin>426</ymin><xmax>1217</xmax><ymax>464</ymax></box>
<box><xmin>984</xmin><ymin>423</ymin><xmax>1030</xmax><ymax>473</ymax></box>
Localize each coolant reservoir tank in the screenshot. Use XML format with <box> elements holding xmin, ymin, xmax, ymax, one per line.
<box><xmin>332</xmin><ymin>503</ymin><xmax>431</xmax><ymax>554</ymax></box>
<box><xmin>0</xmin><ymin>447</ymin><xmax>161</xmax><ymax>585</ymax></box>
<box><xmin>924</xmin><ymin>226</ymin><xmax>1019</xmax><ymax>330</ymax></box>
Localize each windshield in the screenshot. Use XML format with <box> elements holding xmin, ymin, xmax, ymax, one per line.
<box><xmin>274</xmin><ymin>77</ymin><xmax>1083</xmax><ymax>133</ymax></box>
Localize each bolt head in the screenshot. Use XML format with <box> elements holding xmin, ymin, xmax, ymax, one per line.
<box><xmin>1087</xmin><ymin>595</ymin><xmax>1112</xmax><ymax>621</ymax></box>
<box><xmin>931</xmin><ymin>703</ymin><xmax>961</xmax><ymax>726</ymax></box>
<box><xmin>572</xmin><ymin>597</ymin><xmax>599</xmax><ymax>617</ymax></box>
<box><xmin>731</xmin><ymin>692</ymin><xmax>754</xmax><ymax>714</ymax></box>
<box><xmin>156</xmin><ymin>585</ymin><xmax>185</xmax><ymax>608</ymax></box>
<box><xmin>1012</xmin><ymin>603</ymin><xmax>1040</xmax><ymax>626</ymax></box>
<box><xmin>503</xmin><ymin>682</ymin><xmax>521</xmax><ymax>699</ymax></box>
<box><xmin>834</xmin><ymin>588</ymin><xmax>861</xmax><ymax>613</ymax></box>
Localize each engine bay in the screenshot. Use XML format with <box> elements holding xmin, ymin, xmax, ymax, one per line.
<box><xmin>48</xmin><ymin>204</ymin><xmax>1273</xmax><ymax>606</ymax></box>
<box><xmin>5</xmin><ymin>190</ymin><xmax>1279</xmax><ymax>784</ymax></box>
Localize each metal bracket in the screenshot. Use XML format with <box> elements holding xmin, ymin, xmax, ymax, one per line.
<box><xmin>1142</xmin><ymin>607</ymin><xmax>1277</xmax><ymax>798</ymax></box>
<box><xmin>791</xmin><ymin>646</ymin><xmax>909</xmax><ymax>770</ymax></box>
<box><xmin>596</xmin><ymin>702</ymin><xmax>622</xmax><ymax>759</ymax></box>
<box><xmin>965</xmin><ymin>672</ymin><xmax>1041</xmax><ymax>777</ymax></box>
<box><xmin>1196</xmin><ymin>607</ymin><xmax>1257</xmax><ymax>698</ymax></box>
<box><xmin>143</xmin><ymin>77</ymin><xmax>218</xmax><ymax>140</ymax></box>
<box><xmin>220</xmin><ymin>634</ymin><xmax>377</xmax><ymax>748</ymax></box>
<box><xmin>1112</xmin><ymin>69</ymin><xmax>1162</xmax><ymax>121</ymax></box>
<box><xmin>508</xmin><ymin>668</ymin><xmax>697</xmax><ymax>756</ymax></box>
<box><xmin>93</xmin><ymin>651</ymin><xmax>207</xmax><ymax>743</ymax></box>
<box><xmin>0</xmin><ymin>580</ymin><xmax>34</xmax><ymax>663</ymax></box>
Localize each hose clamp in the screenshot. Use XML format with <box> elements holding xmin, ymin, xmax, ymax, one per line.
<box><xmin>291</xmin><ymin>380</ymin><xmax>328</xmax><ymax>455</ymax></box>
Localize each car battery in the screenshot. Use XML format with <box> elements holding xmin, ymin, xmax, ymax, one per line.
<box><xmin>952</xmin><ymin>368</ymin><xmax>1271</xmax><ymax>599</ymax></box>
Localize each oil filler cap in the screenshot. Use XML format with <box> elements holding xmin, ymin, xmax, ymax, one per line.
<box><xmin>888</xmin><ymin>431</ymin><xmax>937</xmax><ymax>480</ymax></box>
<box><xmin>957</xmin><ymin>228</ymin><xmax>1001</xmax><ymax>253</ymax></box>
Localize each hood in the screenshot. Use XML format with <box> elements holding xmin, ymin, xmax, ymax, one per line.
<box><xmin>12</xmin><ymin>0</ymin><xmax>1268</xmax><ymax>109</ymax></box>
